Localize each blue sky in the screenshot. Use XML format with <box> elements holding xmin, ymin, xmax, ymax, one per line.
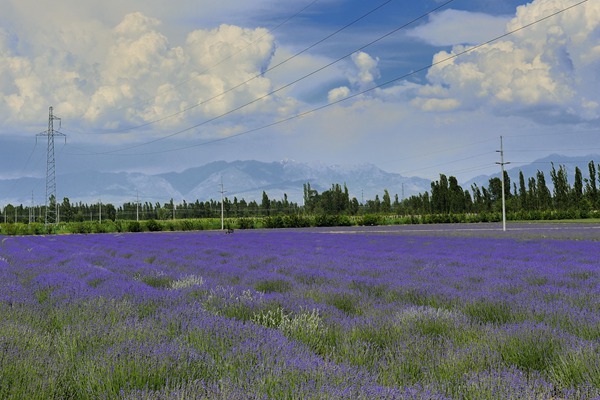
<box><xmin>1</xmin><ymin>0</ymin><xmax>599</xmax><ymax>204</ymax></box>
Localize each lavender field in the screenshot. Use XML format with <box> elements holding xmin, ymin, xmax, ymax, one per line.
<box><xmin>1</xmin><ymin>226</ymin><xmax>600</xmax><ymax>399</ymax></box>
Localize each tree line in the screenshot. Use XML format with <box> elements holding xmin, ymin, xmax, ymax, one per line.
<box><xmin>2</xmin><ymin>161</ymin><xmax>600</xmax><ymax>226</ymax></box>
<box><xmin>398</xmin><ymin>161</ymin><xmax>600</xmax><ymax>219</ymax></box>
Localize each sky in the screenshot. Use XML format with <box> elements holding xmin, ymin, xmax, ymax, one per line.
<box><xmin>1</xmin><ymin>0</ymin><xmax>599</xmax><ymax>192</ymax></box>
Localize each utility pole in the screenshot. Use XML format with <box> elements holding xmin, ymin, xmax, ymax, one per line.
<box><xmin>99</xmin><ymin>199</ymin><xmax>102</xmax><ymax>223</ymax></box>
<box><xmin>219</xmin><ymin>176</ymin><xmax>227</xmax><ymax>230</ymax></box>
<box><xmin>30</xmin><ymin>191</ymin><xmax>34</xmax><ymax>223</ymax></box>
<box><xmin>36</xmin><ymin>106</ymin><xmax>66</xmax><ymax>225</ymax></box>
<box><xmin>136</xmin><ymin>191</ymin><xmax>140</xmax><ymax>222</ymax></box>
<box><xmin>496</xmin><ymin>136</ymin><xmax>510</xmax><ymax>232</ymax></box>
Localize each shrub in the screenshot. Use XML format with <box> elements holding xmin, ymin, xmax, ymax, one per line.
<box><xmin>314</xmin><ymin>214</ymin><xmax>352</xmax><ymax>227</ymax></box>
<box><xmin>145</xmin><ymin>219</ymin><xmax>162</xmax><ymax>232</ymax></box>
<box><xmin>264</xmin><ymin>216</ymin><xmax>285</xmax><ymax>229</ymax></box>
<box><xmin>127</xmin><ymin>221</ymin><xmax>142</xmax><ymax>232</ymax></box>
<box><xmin>114</xmin><ymin>220</ymin><xmax>124</xmax><ymax>233</ymax></box>
<box><xmin>283</xmin><ymin>214</ymin><xmax>311</xmax><ymax>228</ymax></box>
<box><xmin>237</xmin><ymin>218</ymin><xmax>255</xmax><ymax>230</ymax></box>
<box><xmin>178</xmin><ymin>220</ymin><xmax>195</xmax><ymax>231</ymax></box>
<box><xmin>360</xmin><ymin>214</ymin><xmax>381</xmax><ymax>226</ymax></box>
<box><xmin>70</xmin><ymin>222</ymin><xmax>92</xmax><ymax>234</ymax></box>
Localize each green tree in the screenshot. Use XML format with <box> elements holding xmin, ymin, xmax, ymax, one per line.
<box><xmin>303</xmin><ymin>183</ymin><xmax>318</xmax><ymax>212</ymax></box>
<box><xmin>448</xmin><ymin>176</ymin><xmax>466</xmax><ymax>213</ymax></box>
<box><xmin>536</xmin><ymin>171</ymin><xmax>552</xmax><ymax>210</ymax></box>
<box><xmin>572</xmin><ymin>167</ymin><xmax>583</xmax><ymax>208</ymax></box>
<box><xmin>261</xmin><ymin>191</ymin><xmax>270</xmax><ymax>216</ymax></box>
<box><xmin>518</xmin><ymin>171</ymin><xmax>527</xmax><ymax>210</ymax></box>
<box><xmin>527</xmin><ymin>176</ymin><xmax>537</xmax><ymax>210</ymax></box>
<box><xmin>382</xmin><ymin>189</ymin><xmax>391</xmax><ymax>213</ymax></box>
<box><xmin>471</xmin><ymin>184</ymin><xmax>484</xmax><ymax>212</ymax></box>
<box><xmin>61</xmin><ymin>197</ymin><xmax>73</xmax><ymax>222</ymax></box>
<box><xmin>550</xmin><ymin>163</ymin><xmax>570</xmax><ymax>210</ymax></box>
<box><xmin>488</xmin><ymin>178</ymin><xmax>502</xmax><ymax>206</ymax></box>
<box><xmin>431</xmin><ymin>174</ymin><xmax>449</xmax><ymax>213</ymax></box>
<box><xmin>585</xmin><ymin>161</ymin><xmax>598</xmax><ymax>208</ymax></box>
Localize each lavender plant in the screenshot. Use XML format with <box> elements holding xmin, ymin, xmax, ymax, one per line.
<box><xmin>0</xmin><ymin>228</ymin><xmax>599</xmax><ymax>399</ymax></box>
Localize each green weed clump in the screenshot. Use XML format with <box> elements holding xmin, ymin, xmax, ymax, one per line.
<box><xmin>254</xmin><ymin>279</ymin><xmax>293</xmax><ymax>293</ymax></box>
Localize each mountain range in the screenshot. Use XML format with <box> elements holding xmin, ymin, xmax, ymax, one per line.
<box><xmin>1</xmin><ymin>155</ymin><xmax>599</xmax><ymax>207</ymax></box>
<box><xmin>0</xmin><ymin>160</ymin><xmax>431</xmax><ymax>206</ymax></box>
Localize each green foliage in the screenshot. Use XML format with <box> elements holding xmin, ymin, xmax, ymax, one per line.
<box><xmin>127</xmin><ymin>221</ymin><xmax>142</xmax><ymax>232</ymax></box>
<box><xmin>463</xmin><ymin>300</ymin><xmax>515</xmax><ymax>325</ymax></box>
<box><xmin>264</xmin><ymin>215</ymin><xmax>285</xmax><ymax>229</ymax></box>
<box><xmin>359</xmin><ymin>214</ymin><xmax>381</xmax><ymax>226</ymax></box>
<box><xmin>499</xmin><ymin>329</ymin><xmax>561</xmax><ymax>372</ymax></box>
<box><xmin>314</xmin><ymin>214</ymin><xmax>352</xmax><ymax>227</ymax></box>
<box><xmin>144</xmin><ymin>219</ymin><xmax>162</xmax><ymax>232</ymax></box>
<box><xmin>140</xmin><ymin>274</ymin><xmax>174</xmax><ymax>289</ymax></box>
<box><xmin>549</xmin><ymin>349</ymin><xmax>600</xmax><ymax>389</ymax></box>
<box><xmin>254</xmin><ymin>279</ymin><xmax>293</xmax><ymax>293</ymax></box>
<box><xmin>326</xmin><ymin>292</ymin><xmax>361</xmax><ymax>315</ymax></box>
<box><xmin>237</xmin><ymin>218</ymin><xmax>255</xmax><ymax>229</ymax></box>
<box><xmin>178</xmin><ymin>219</ymin><xmax>196</xmax><ymax>231</ymax></box>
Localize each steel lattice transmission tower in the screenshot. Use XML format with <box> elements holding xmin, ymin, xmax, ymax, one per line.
<box><xmin>36</xmin><ymin>106</ymin><xmax>66</xmax><ymax>225</ymax></box>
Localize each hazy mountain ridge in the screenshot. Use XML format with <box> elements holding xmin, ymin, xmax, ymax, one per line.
<box><xmin>0</xmin><ymin>160</ymin><xmax>431</xmax><ymax>206</ymax></box>
<box><xmin>3</xmin><ymin>155</ymin><xmax>598</xmax><ymax>207</ymax></box>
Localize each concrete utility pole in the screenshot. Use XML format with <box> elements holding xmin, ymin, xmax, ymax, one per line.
<box><xmin>496</xmin><ymin>136</ymin><xmax>510</xmax><ymax>232</ymax></box>
<box><xmin>30</xmin><ymin>191</ymin><xmax>34</xmax><ymax>223</ymax></box>
<box><xmin>36</xmin><ymin>106</ymin><xmax>66</xmax><ymax>225</ymax></box>
<box><xmin>219</xmin><ymin>177</ymin><xmax>227</xmax><ymax>230</ymax></box>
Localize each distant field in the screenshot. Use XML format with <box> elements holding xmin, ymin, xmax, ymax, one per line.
<box><xmin>313</xmin><ymin>221</ymin><xmax>600</xmax><ymax>240</ymax></box>
<box><xmin>1</xmin><ymin>227</ymin><xmax>600</xmax><ymax>399</ymax></box>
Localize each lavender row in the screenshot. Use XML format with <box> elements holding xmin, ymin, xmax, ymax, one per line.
<box><xmin>1</xmin><ymin>230</ymin><xmax>599</xmax><ymax>399</ymax></box>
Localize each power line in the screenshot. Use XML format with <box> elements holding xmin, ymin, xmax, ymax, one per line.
<box><xmin>74</xmin><ymin>0</ymin><xmax>587</xmax><ymax>158</ymax></box>
<box><xmin>62</xmin><ymin>0</ymin><xmax>322</xmax><ymax>136</ymax></box>
<box><xmin>398</xmin><ymin>151</ymin><xmax>496</xmax><ymax>176</ymax></box>
<box><xmin>65</xmin><ymin>0</ymin><xmax>392</xmax><ymax>140</ymax></box>
<box><xmin>68</xmin><ymin>0</ymin><xmax>456</xmax><ymax>157</ymax></box>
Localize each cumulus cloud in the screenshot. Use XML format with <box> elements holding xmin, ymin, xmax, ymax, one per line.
<box><xmin>0</xmin><ymin>7</ymin><xmax>288</xmax><ymax>139</ymax></box>
<box><xmin>323</xmin><ymin>51</ymin><xmax>380</xmax><ymax>104</ymax></box>
<box><xmin>413</xmin><ymin>0</ymin><xmax>600</xmax><ymax>123</ymax></box>
<box><xmin>349</xmin><ymin>51</ymin><xmax>380</xmax><ymax>89</ymax></box>
<box><xmin>407</xmin><ymin>9</ymin><xmax>510</xmax><ymax>46</ymax></box>
<box><xmin>328</xmin><ymin>86</ymin><xmax>350</xmax><ymax>103</ymax></box>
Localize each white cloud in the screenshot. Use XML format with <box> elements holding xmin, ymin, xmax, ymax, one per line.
<box><xmin>413</xmin><ymin>0</ymin><xmax>600</xmax><ymax>123</ymax></box>
<box><xmin>412</xmin><ymin>97</ymin><xmax>460</xmax><ymax>112</ymax></box>
<box><xmin>350</xmin><ymin>51</ymin><xmax>380</xmax><ymax>88</ymax></box>
<box><xmin>321</xmin><ymin>51</ymin><xmax>380</xmax><ymax>105</ymax></box>
<box><xmin>0</xmin><ymin>8</ymin><xmax>291</xmax><ymax>138</ymax></box>
<box><xmin>328</xmin><ymin>86</ymin><xmax>350</xmax><ymax>103</ymax></box>
<box><xmin>407</xmin><ymin>9</ymin><xmax>510</xmax><ymax>46</ymax></box>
